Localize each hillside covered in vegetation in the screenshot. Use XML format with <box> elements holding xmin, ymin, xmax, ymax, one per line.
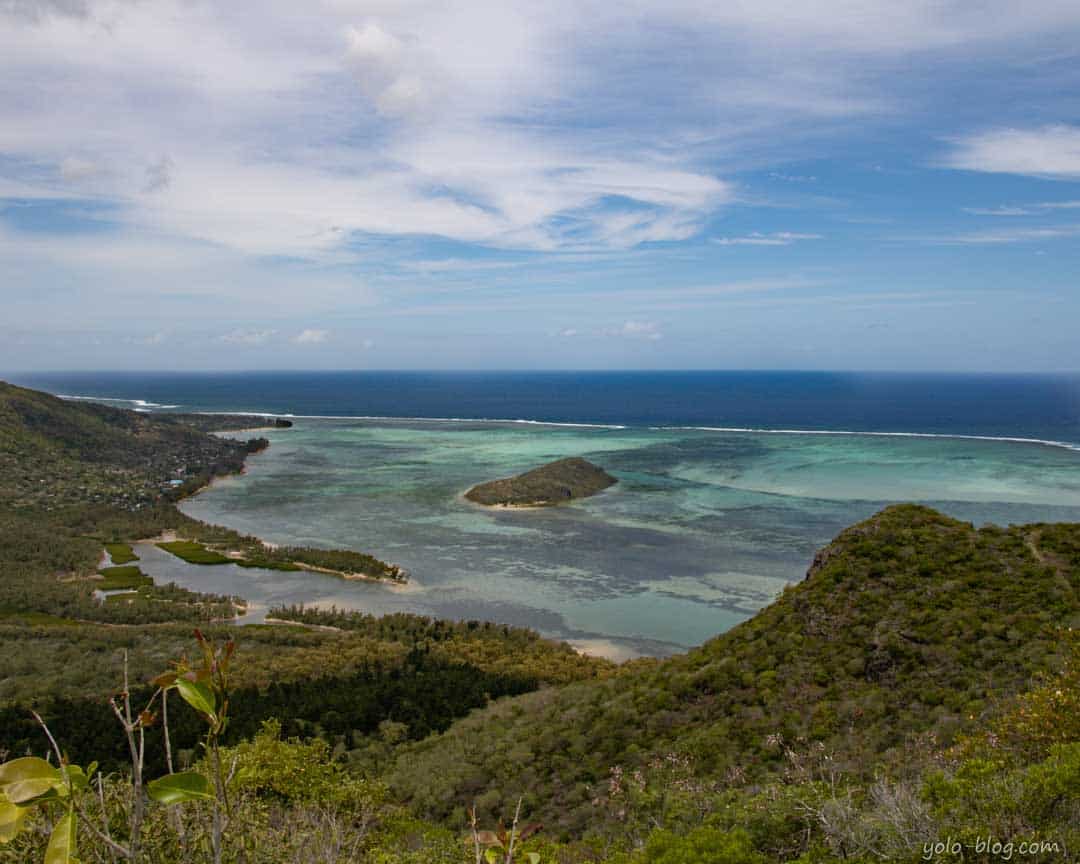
<box><xmin>389</xmin><ymin>505</ymin><xmax>1079</xmax><ymax>835</ymax></box>
<box><xmin>1</xmin><ymin>380</ymin><xmax>1077</xmax><ymax>863</ymax></box>
<box><xmin>465</xmin><ymin>456</ymin><xmax>617</xmax><ymax>506</ymax></box>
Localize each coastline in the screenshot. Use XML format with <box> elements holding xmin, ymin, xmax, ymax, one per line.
<box><xmin>161</xmin><ymin>430</ymin><xmax>409</xmax><ymax>585</ymax></box>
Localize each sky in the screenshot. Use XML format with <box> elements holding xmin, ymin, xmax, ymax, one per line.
<box><xmin>2</xmin><ymin>1</ymin><xmax>1080</xmax><ymax>372</ymax></box>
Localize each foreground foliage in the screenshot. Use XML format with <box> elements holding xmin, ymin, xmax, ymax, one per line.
<box><xmin>1</xmin><ymin>379</ymin><xmax>1078</xmax><ymax>862</ymax></box>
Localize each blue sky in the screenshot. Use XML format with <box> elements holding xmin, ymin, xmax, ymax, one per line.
<box><xmin>2</xmin><ymin>1</ymin><xmax>1080</xmax><ymax>372</ymax></box>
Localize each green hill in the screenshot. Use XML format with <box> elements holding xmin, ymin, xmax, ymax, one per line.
<box><xmin>465</xmin><ymin>456</ymin><xmax>617</xmax><ymax>506</ymax></box>
<box><xmin>0</xmin><ymin>381</ymin><xmax>264</xmax><ymax>509</ymax></box>
<box><xmin>389</xmin><ymin>504</ymin><xmax>1080</xmax><ymax>835</ymax></box>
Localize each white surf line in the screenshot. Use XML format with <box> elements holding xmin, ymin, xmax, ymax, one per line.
<box><xmin>52</xmin><ymin>395</ymin><xmax>1079</xmax><ymax>449</ymax></box>
<box><xmin>656</xmin><ymin>426</ymin><xmax>1080</xmax><ymax>452</ymax></box>
<box><xmin>195</xmin><ymin>411</ymin><xmax>628</xmax><ymax>430</ymax></box>
<box><xmin>57</xmin><ymin>394</ymin><xmax>180</xmax><ymax>408</ymax></box>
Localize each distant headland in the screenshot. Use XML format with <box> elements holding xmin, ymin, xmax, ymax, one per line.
<box><xmin>465</xmin><ymin>456</ymin><xmax>617</xmax><ymax>507</ymax></box>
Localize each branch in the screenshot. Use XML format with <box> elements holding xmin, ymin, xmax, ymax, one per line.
<box><xmin>29</xmin><ymin>710</ymin><xmax>67</xmax><ymax>783</ymax></box>
<box><xmin>96</xmin><ymin>772</ymin><xmax>120</xmax><ymax>864</ymax></box>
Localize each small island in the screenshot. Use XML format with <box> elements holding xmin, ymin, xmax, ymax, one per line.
<box><xmin>465</xmin><ymin>457</ymin><xmax>617</xmax><ymax>507</ymax></box>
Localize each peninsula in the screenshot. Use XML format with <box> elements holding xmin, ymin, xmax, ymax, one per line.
<box><xmin>465</xmin><ymin>456</ymin><xmax>617</xmax><ymax>507</ymax></box>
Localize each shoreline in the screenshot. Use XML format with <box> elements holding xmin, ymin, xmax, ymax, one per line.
<box><xmin>457</xmin><ymin>490</ymin><xmax>564</xmax><ymax>511</ymax></box>
<box><xmin>154</xmin><ymin>434</ymin><xmax>410</xmax><ymax>585</ymax></box>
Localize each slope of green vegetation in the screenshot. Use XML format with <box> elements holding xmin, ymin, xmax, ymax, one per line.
<box><xmin>388</xmin><ymin>505</ymin><xmax>1079</xmax><ymax>835</ymax></box>
<box><xmin>3</xmin><ymin>629</ymin><xmax>1077</xmax><ymax>864</ymax></box>
<box><xmin>0</xmin><ymin>381</ymin><xmax>264</xmax><ymax>510</ymax></box>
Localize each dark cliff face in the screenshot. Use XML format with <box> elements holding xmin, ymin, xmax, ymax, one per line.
<box><xmin>465</xmin><ymin>456</ymin><xmax>617</xmax><ymax>506</ymax></box>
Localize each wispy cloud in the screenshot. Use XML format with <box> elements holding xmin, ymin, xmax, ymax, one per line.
<box><xmin>936</xmin><ymin>225</ymin><xmax>1080</xmax><ymax>244</ymax></box>
<box><xmin>400</xmin><ymin>258</ymin><xmax>520</xmax><ymax>274</ymax></box>
<box><xmin>963</xmin><ymin>200</ymin><xmax>1080</xmax><ymax>216</ymax></box>
<box><xmin>961</xmin><ymin>206</ymin><xmax>1038</xmax><ymax>217</ymax></box>
<box><xmin>5</xmin><ymin>1</ymin><xmax>1079</xmax><ymax>262</ymax></box>
<box><xmin>713</xmin><ymin>232</ymin><xmax>823</xmax><ymax>246</ymax></box>
<box><xmin>220</xmin><ymin>329</ymin><xmax>277</xmax><ymax>345</ymax></box>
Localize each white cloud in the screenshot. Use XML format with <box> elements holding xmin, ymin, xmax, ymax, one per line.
<box><xmin>3</xmin><ymin>0</ymin><xmax>1077</xmax><ymax>265</ymax></box>
<box><xmin>612</xmin><ymin>320</ymin><xmax>663</xmax><ymax>341</ymax></box>
<box><xmin>944</xmin><ymin>125</ymin><xmax>1080</xmax><ymax>179</ymax></box>
<box><xmin>713</xmin><ymin>232</ymin><xmax>823</xmax><ymax>246</ymax></box>
<box><xmin>345</xmin><ymin>22</ymin><xmax>435</xmax><ymax>119</ymax></box>
<box><xmin>220</xmin><ymin>329</ymin><xmax>277</xmax><ymax>345</ymax></box>
<box><xmin>292</xmin><ymin>328</ymin><xmax>329</xmax><ymax>344</ymax></box>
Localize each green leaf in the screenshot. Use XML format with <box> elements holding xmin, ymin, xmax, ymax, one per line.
<box><xmin>484</xmin><ymin>850</ymin><xmax>500</xmax><ymax>864</ymax></box>
<box><xmin>527</xmin><ymin>854</ymin><xmax>541</xmax><ymax>864</ymax></box>
<box><xmin>44</xmin><ymin>809</ymin><xmax>76</xmax><ymax>864</ymax></box>
<box><xmin>176</xmin><ymin>678</ymin><xmax>217</xmax><ymax>720</ymax></box>
<box><xmin>0</xmin><ymin>758</ymin><xmax>63</xmax><ymax>803</ymax></box>
<box><xmin>0</xmin><ymin>799</ymin><xmax>30</xmax><ymax>844</ymax></box>
<box><xmin>64</xmin><ymin>765</ymin><xmax>90</xmax><ymax>792</ymax></box>
<box><xmin>147</xmin><ymin>771</ymin><xmax>213</xmax><ymax>805</ymax></box>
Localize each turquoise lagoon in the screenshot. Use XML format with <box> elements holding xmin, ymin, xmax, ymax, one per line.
<box><xmin>143</xmin><ymin>418</ymin><xmax>1080</xmax><ymax>658</ymax></box>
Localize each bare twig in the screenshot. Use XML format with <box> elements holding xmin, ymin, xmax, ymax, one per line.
<box><xmin>161</xmin><ymin>688</ymin><xmax>174</xmax><ymax>775</ymax></box>
<box><xmin>505</xmin><ymin>798</ymin><xmax>523</xmax><ymax>864</ymax></box>
<box><xmin>96</xmin><ymin>772</ymin><xmax>119</xmax><ymax>864</ymax></box>
<box><xmin>469</xmin><ymin>804</ymin><xmax>483</xmax><ymax>864</ymax></box>
<box><xmin>29</xmin><ymin>710</ymin><xmax>68</xmax><ymax>784</ymax></box>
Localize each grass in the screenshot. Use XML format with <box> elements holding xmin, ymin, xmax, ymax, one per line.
<box><xmin>157</xmin><ymin>540</ymin><xmax>233</xmax><ymax>565</ymax></box>
<box><xmin>104</xmin><ymin>542</ymin><xmax>139</xmax><ymax>564</ymax></box>
<box><xmin>96</xmin><ymin>565</ymin><xmax>154</xmax><ymax>591</ymax></box>
<box><xmin>236</xmin><ymin>557</ymin><xmax>302</xmax><ymax>572</ymax></box>
<box><xmin>157</xmin><ymin>540</ymin><xmax>304</xmax><ymax>570</ymax></box>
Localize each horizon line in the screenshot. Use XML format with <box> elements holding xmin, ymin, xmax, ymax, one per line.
<box><xmin>5</xmin><ymin>368</ymin><xmax>1080</xmax><ymax>377</ymax></box>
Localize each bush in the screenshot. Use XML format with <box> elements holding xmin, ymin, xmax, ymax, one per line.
<box><xmin>642</xmin><ymin>827</ymin><xmax>767</xmax><ymax>864</ymax></box>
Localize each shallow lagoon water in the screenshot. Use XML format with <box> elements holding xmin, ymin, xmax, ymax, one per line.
<box><xmin>142</xmin><ymin>418</ymin><xmax>1080</xmax><ymax>658</ymax></box>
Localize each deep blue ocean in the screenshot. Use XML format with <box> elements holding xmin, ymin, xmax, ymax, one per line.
<box><xmin>13</xmin><ymin>370</ymin><xmax>1080</xmax><ymax>657</ymax></box>
<box><xmin>9</xmin><ymin>370</ymin><xmax>1080</xmax><ymax>443</ymax></box>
